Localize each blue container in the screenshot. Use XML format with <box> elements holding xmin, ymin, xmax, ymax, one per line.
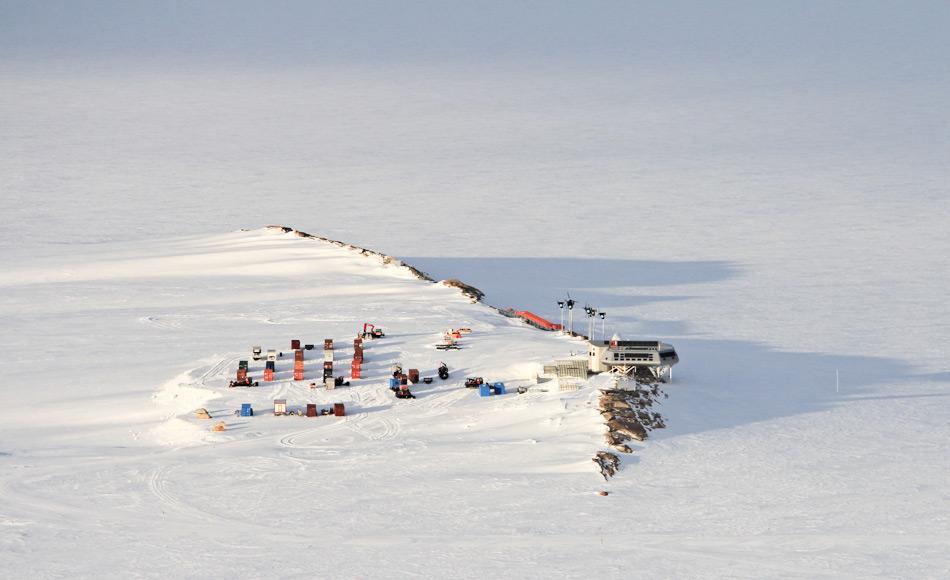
<box><xmin>265</xmin><ymin>360</ymin><xmax>275</xmax><ymax>371</ymax></box>
<box><xmin>493</xmin><ymin>382</ymin><xmax>506</xmax><ymax>395</ymax></box>
<box><xmin>389</xmin><ymin>377</ymin><xmax>399</xmax><ymax>390</ymax></box>
<box><xmin>240</xmin><ymin>403</ymin><xmax>253</xmax><ymax>417</ymax></box>
<box><xmin>479</xmin><ymin>384</ymin><xmax>492</xmax><ymax>397</ymax></box>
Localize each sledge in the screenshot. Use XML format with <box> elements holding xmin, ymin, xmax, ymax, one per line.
<box><xmin>464</xmin><ymin>377</ymin><xmax>484</xmax><ymax>389</ymax></box>
<box><xmin>229</xmin><ymin>377</ymin><xmax>259</xmax><ymax>387</ymax></box>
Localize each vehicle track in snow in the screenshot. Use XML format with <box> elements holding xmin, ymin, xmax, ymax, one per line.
<box><xmin>146</xmin><ymin>463</ymin><xmax>273</xmax><ymax>534</ymax></box>
<box><xmin>197</xmin><ymin>356</ymin><xmax>234</xmax><ymax>388</ymax></box>
<box><xmin>277</xmin><ymin>411</ymin><xmax>364</xmax><ymax>449</ymax></box>
<box><xmin>347</xmin><ymin>413</ymin><xmax>400</xmax><ymax>441</ymax></box>
<box><xmin>419</xmin><ymin>385</ymin><xmax>469</xmax><ymax>417</ymax></box>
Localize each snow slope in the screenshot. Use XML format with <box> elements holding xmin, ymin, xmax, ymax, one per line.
<box><xmin>2</xmin><ymin>227</ymin><xmax>947</xmax><ymax>578</ymax></box>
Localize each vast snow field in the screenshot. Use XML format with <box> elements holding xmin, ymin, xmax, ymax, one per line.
<box><xmin>3</xmin><ymin>2</ymin><xmax>950</xmax><ymax>577</ymax></box>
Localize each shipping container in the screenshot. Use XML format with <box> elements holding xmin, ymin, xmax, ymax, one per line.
<box><xmin>306</xmin><ymin>404</ymin><xmax>317</xmax><ymax>417</ymax></box>
<box><xmin>240</xmin><ymin>403</ymin><xmax>253</xmax><ymax>417</ymax></box>
<box><xmin>351</xmin><ymin>365</ymin><xmax>361</xmax><ymax>379</ymax></box>
<box><xmin>479</xmin><ymin>384</ymin><xmax>492</xmax><ymax>397</ymax></box>
<box><xmin>294</xmin><ymin>369</ymin><xmax>304</xmax><ymax>381</ymax></box>
<box><xmin>333</xmin><ymin>403</ymin><xmax>345</xmax><ymax>417</ymax></box>
<box><xmin>264</xmin><ymin>368</ymin><xmax>274</xmax><ymax>381</ymax></box>
<box><xmin>325</xmin><ymin>377</ymin><xmax>335</xmax><ymax>390</ymax></box>
<box><xmin>291</xmin><ymin>339</ymin><xmax>300</xmax><ymax>350</ymax></box>
<box><xmin>265</xmin><ymin>360</ymin><xmax>276</xmax><ymax>370</ymax></box>
<box><xmin>389</xmin><ymin>377</ymin><xmax>399</xmax><ymax>390</ymax></box>
<box><xmin>324</xmin><ymin>339</ymin><xmax>333</xmax><ymax>350</ymax></box>
<box><xmin>274</xmin><ymin>399</ymin><xmax>287</xmax><ymax>415</ymax></box>
<box><xmin>408</xmin><ymin>369</ymin><xmax>420</xmax><ymax>384</ymax></box>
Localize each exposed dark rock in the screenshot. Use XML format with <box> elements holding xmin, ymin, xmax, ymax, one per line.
<box><xmin>593</xmin><ymin>451</ymin><xmax>620</xmax><ymax>480</ymax></box>
<box><xmin>441</xmin><ymin>278</ymin><xmax>485</xmax><ymax>302</ymax></box>
<box><xmin>597</xmin><ymin>383</ymin><xmax>668</xmax><ymax>478</ymax></box>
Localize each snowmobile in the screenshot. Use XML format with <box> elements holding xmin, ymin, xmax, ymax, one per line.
<box><xmin>464</xmin><ymin>377</ymin><xmax>484</xmax><ymax>389</ymax></box>
<box><xmin>438</xmin><ymin>363</ymin><xmax>450</xmax><ymax>380</ymax></box>
<box><xmin>394</xmin><ymin>386</ymin><xmax>416</xmax><ymax>399</ymax></box>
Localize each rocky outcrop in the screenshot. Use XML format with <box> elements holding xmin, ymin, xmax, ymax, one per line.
<box><xmin>594</xmin><ymin>383</ymin><xmax>668</xmax><ymax>479</ymax></box>
<box><xmin>441</xmin><ymin>278</ymin><xmax>485</xmax><ymax>302</ymax></box>
<box><xmin>601</xmin><ymin>385</ymin><xmax>666</xmax><ymax>449</ymax></box>
<box><xmin>593</xmin><ymin>451</ymin><xmax>620</xmax><ymax>480</ymax></box>
<box><xmin>265</xmin><ymin>226</ymin><xmax>490</xmax><ymax>303</ymax></box>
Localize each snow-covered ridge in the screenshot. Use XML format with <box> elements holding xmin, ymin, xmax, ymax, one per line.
<box><xmin>265</xmin><ymin>224</ymin><xmax>485</xmax><ymax>301</ymax></box>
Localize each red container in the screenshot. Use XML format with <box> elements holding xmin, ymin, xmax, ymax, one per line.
<box><xmin>291</xmin><ymin>339</ymin><xmax>300</xmax><ymax>350</ymax></box>
<box><xmin>294</xmin><ymin>369</ymin><xmax>304</xmax><ymax>381</ymax></box>
<box><xmin>324</xmin><ymin>361</ymin><xmax>333</xmax><ymax>371</ymax></box>
<box><xmin>294</xmin><ymin>360</ymin><xmax>304</xmax><ymax>369</ymax></box>
<box><xmin>408</xmin><ymin>369</ymin><xmax>420</xmax><ymax>384</ymax></box>
<box><xmin>264</xmin><ymin>368</ymin><xmax>274</xmax><ymax>381</ymax></box>
<box><xmin>294</xmin><ymin>350</ymin><xmax>304</xmax><ymax>361</ymax></box>
<box><xmin>306</xmin><ymin>404</ymin><xmax>317</xmax><ymax>417</ymax></box>
<box><xmin>333</xmin><ymin>403</ymin><xmax>345</xmax><ymax>417</ymax></box>
<box><xmin>324</xmin><ymin>339</ymin><xmax>333</xmax><ymax>350</ymax></box>
<box><xmin>353</xmin><ymin>338</ymin><xmax>362</xmax><ymax>348</ymax></box>
<box><xmin>350</xmin><ymin>367</ymin><xmax>361</xmax><ymax>379</ymax></box>
<box><xmin>237</xmin><ymin>368</ymin><xmax>247</xmax><ymax>380</ymax></box>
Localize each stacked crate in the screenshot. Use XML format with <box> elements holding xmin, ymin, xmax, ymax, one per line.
<box><xmin>264</xmin><ymin>360</ymin><xmax>275</xmax><ymax>381</ymax></box>
<box><xmin>236</xmin><ymin>360</ymin><xmax>249</xmax><ymax>382</ymax></box>
<box><xmin>323</xmin><ymin>339</ymin><xmax>334</xmax><ymax>383</ymax></box>
<box><xmin>351</xmin><ymin>337</ymin><xmax>363</xmax><ymax>379</ymax></box>
<box><xmin>293</xmin><ymin>348</ymin><xmax>305</xmax><ymax>381</ymax></box>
